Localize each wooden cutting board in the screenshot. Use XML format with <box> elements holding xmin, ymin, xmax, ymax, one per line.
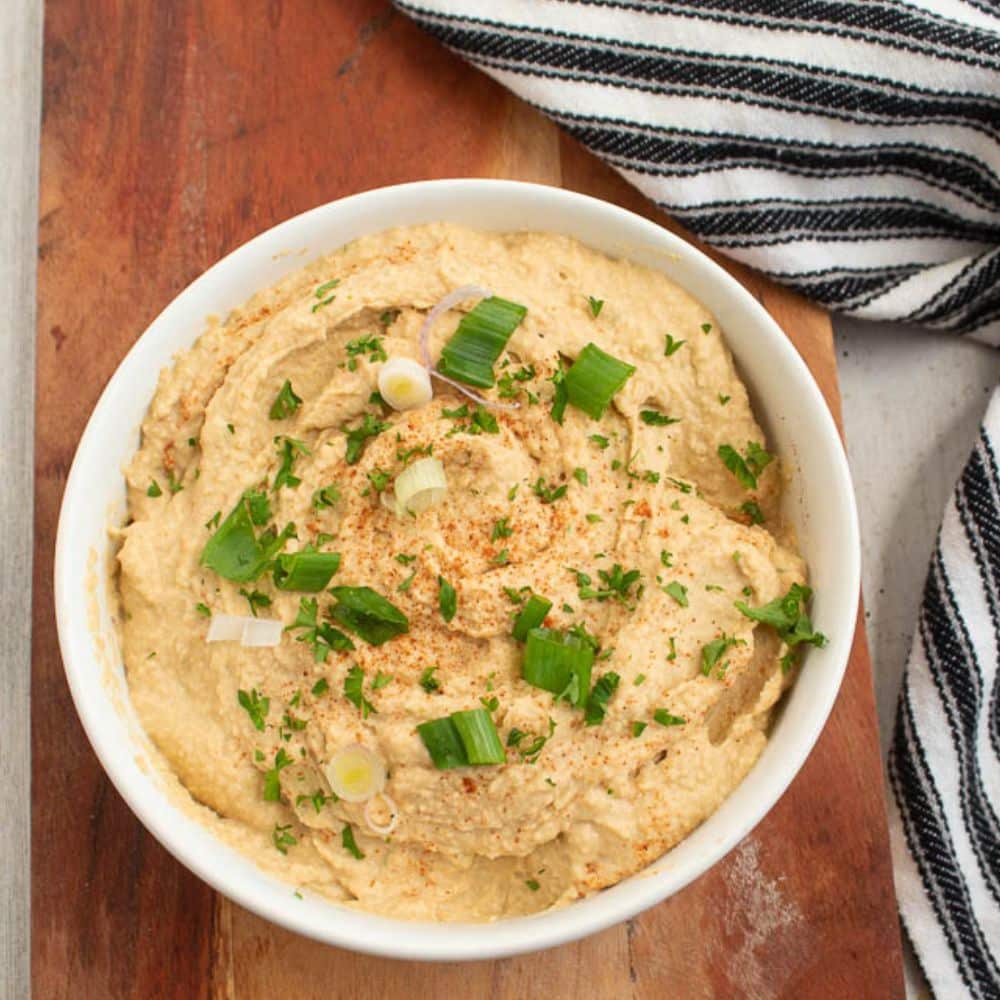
<box><xmin>33</xmin><ymin>1</ymin><xmax>905</xmax><ymax>996</ymax></box>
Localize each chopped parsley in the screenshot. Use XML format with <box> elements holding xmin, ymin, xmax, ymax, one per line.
<box><xmin>239</xmin><ymin>587</ymin><xmax>271</xmax><ymax>617</ymax></box>
<box><xmin>343</xmin><ymin>413</ymin><xmax>390</xmax><ymax>465</ymax></box>
<box><xmin>741</xmin><ymin>500</ymin><xmax>765</xmax><ymax>525</ymax></box>
<box><xmin>273</xmin><ymin>435</ymin><xmax>310</xmax><ymax>490</ymax></box>
<box><xmin>397</xmin><ymin>568</ymin><xmax>417</xmax><ymax>593</ymax></box>
<box><xmin>586</xmin><ymin>513</ymin><xmax>603</xmax><ymax>523</ymax></box>
<box><xmin>572</xmin><ymin>467</ymin><xmax>589</xmax><ymax>486</ymax></box>
<box><xmin>493</xmin><ymin>548</ymin><xmax>511</xmax><ymax>566</ymax></box>
<box><xmin>419</xmin><ymin>666</ymin><xmax>441</xmax><ymax>693</ymax></box>
<box><xmin>589</xmin><ymin>434</ymin><xmax>610</xmax><ymax>450</ymax></box>
<box><xmin>587</xmin><ymin>296</ymin><xmax>604</xmax><ymax>317</ymax></box>
<box><xmin>372</xmin><ymin>671</ymin><xmax>394</xmax><ymax>690</ymax></box>
<box><xmin>344</xmin><ymin>334</ymin><xmax>387</xmax><ymax>371</ymax></box>
<box><xmin>718</xmin><ymin>393</ymin><xmax>731</xmax><ymax>405</ymax></box>
<box><xmin>237</xmin><ymin>688</ymin><xmax>269</xmax><ymax>731</ymax></box>
<box><xmin>344</xmin><ymin>664</ymin><xmax>377</xmax><ymax>718</ymax></box>
<box><xmin>718</xmin><ymin>441</ymin><xmax>774</xmax><ymax>491</ymax></box>
<box><xmin>438</xmin><ymin>576</ymin><xmax>457</xmax><ymax>622</ymax></box>
<box><xmin>341</xmin><ymin>824</ymin><xmax>365</xmax><ymax>860</ymax></box>
<box><xmin>146</xmin><ymin>480</ymin><xmax>162</xmax><ymax>498</ymax></box>
<box><xmin>272</xmin><ymin>823</ymin><xmax>297</xmax><ymax>854</ymax></box>
<box><xmin>195</xmin><ymin>601</ymin><xmax>211</xmax><ymax>617</ymax></box>
<box><xmin>526</xmin><ymin>878</ymin><xmax>541</xmax><ymax>892</ymax></box>
<box><xmin>263</xmin><ymin>747</ymin><xmax>293</xmax><ymax>801</ymax></box>
<box><xmin>660</xmin><ymin>550</ymin><xmax>674</xmax><ymax>568</ymax></box>
<box><xmin>734</xmin><ymin>583</ymin><xmax>827</xmax><ymax>656</ymax></box>
<box><xmin>311</xmin><ymin>678</ymin><xmax>329</xmax><ymax>697</ymax></box>
<box><xmin>286</xmin><ymin>596</ymin><xmax>356</xmax><ymax>662</ymax></box>
<box><xmin>366</xmin><ymin>467</ymin><xmax>391</xmax><ymax>493</ymax></box>
<box><xmin>700</xmin><ymin>634</ymin><xmax>746</xmax><ymax>676</ymax></box>
<box><xmin>312</xmin><ymin>483</ymin><xmax>341</xmax><ymax>510</ymax></box>
<box><xmin>395</xmin><ymin>552</ymin><xmax>417</xmax><ymax>565</ymax></box>
<box><xmin>295</xmin><ymin>789</ymin><xmax>335</xmax><ymax>813</ymax></box>
<box><xmin>584</xmin><ymin>672</ymin><xmax>620</xmax><ymax>725</ymax></box>
<box><xmin>269</xmin><ymin>380</ymin><xmax>302</xmax><ymax>420</ymax></box>
<box><xmin>632</xmin><ymin>721</ymin><xmax>648</xmax><ymax>737</ymax></box>
<box><xmin>640</xmin><ymin>409</ymin><xmax>681</xmax><ymax>427</ymax></box>
<box><xmin>701</xmin><ymin>322</ymin><xmax>713</xmax><ymax>334</ymax></box>
<box><xmin>531</xmin><ymin>477</ymin><xmax>568</xmax><ymax>503</ymax></box>
<box><xmin>491</xmin><ymin>517</ymin><xmax>513</xmax><ymax>541</ymax></box>
<box><xmin>664</xmin><ymin>334</ymin><xmax>685</xmax><ymax>356</ymax></box>
<box><xmin>662</xmin><ymin>581</ymin><xmax>688</xmax><ymax>607</ymax></box>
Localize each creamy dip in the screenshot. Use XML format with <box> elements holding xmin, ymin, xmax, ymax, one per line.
<box><xmin>117</xmin><ymin>224</ymin><xmax>817</xmax><ymax>921</ymax></box>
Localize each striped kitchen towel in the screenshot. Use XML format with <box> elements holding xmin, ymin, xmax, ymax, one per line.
<box><xmin>397</xmin><ymin>0</ymin><xmax>1000</xmax><ymax>344</ymax></box>
<box><xmin>888</xmin><ymin>389</ymin><xmax>1000</xmax><ymax>1000</ymax></box>
<box><xmin>395</xmin><ymin>1</ymin><xmax>1000</xmax><ymax>996</ymax></box>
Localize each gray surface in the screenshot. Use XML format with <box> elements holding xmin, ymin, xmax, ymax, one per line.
<box><xmin>835</xmin><ymin>317</ymin><xmax>1000</xmax><ymax>755</ymax></box>
<box><xmin>0</xmin><ymin>2</ymin><xmax>995</xmax><ymax>993</ymax></box>
<box><xmin>0</xmin><ymin>1</ymin><xmax>42</xmax><ymax>997</ymax></box>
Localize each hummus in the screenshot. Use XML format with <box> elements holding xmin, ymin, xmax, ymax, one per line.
<box><xmin>117</xmin><ymin>223</ymin><xmax>816</xmax><ymax>921</ymax></box>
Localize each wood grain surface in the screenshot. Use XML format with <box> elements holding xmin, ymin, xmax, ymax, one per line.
<box><xmin>34</xmin><ymin>1</ymin><xmax>905</xmax><ymax>996</ymax></box>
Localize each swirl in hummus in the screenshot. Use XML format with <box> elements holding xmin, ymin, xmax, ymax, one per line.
<box><xmin>117</xmin><ymin>223</ymin><xmax>824</xmax><ymax>921</ymax></box>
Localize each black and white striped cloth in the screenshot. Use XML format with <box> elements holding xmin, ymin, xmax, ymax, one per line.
<box><xmin>396</xmin><ymin>1</ymin><xmax>1000</xmax><ymax>996</ymax></box>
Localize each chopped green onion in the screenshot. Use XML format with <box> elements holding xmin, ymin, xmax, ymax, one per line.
<box><xmin>329</xmin><ymin>586</ymin><xmax>409</xmax><ymax>646</ymax></box>
<box><xmin>512</xmin><ymin>594</ymin><xmax>552</xmax><ymax>641</ymax></box>
<box><xmin>272</xmin><ymin>550</ymin><xmax>341</xmax><ymax>591</ymax></box>
<box><xmin>522</xmin><ymin>628</ymin><xmax>594</xmax><ymax>707</ymax></box>
<box><xmin>584</xmin><ymin>672</ymin><xmax>620</xmax><ymax>725</ymax></box>
<box><xmin>391</xmin><ymin>456</ymin><xmax>448</xmax><ymax>516</ymax></box>
<box><xmin>549</xmin><ymin>360</ymin><xmax>568</xmax><ymax>425</ymax></box>
<box><xmin>269</xmin><ymin>380</ymin><xmax>302</xmax><ymax>420</ymax></box>
<box><xmin>416</xmin><ymin>716</ymin><xmax>469</xmax><ymax>770</ymax></box>
<box><xmin>417</xmin><ymin>708</ymin><xmax>506</xmax><ymax>769</ymax></box>
<box><xmin>437</xmin><ymin>296</ymin><xmax>527</xmax><ymax>388</ymax></box>
<box><xmin>451</xmin><ymin>708</ymin><xmax>507</xmax><ymax>765</ymax></box>
<box><xmin>344</xmin><ymin>664</ymin><xmax>376</xmax><ymax>718</ymax></box>
<box><xmin>564</xmin><ymin>343</ymin><xmax>636</xmax><ymax>420</ymax></box>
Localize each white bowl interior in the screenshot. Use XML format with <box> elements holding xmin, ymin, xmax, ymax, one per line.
<box><xmin>55</xmin><ymin>179</ymin><xmax>859</xmax><ymax>961</ymax></box>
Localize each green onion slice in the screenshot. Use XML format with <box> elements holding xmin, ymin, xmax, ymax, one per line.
<box><xmin>329</xmin><ymin>586</ymin><xmax>409</xmax><ymax>646</ymax></box>
<box><xmin>437</xmin><ymin>296</ymin><xmax>527</xmax><ymax>388</ymax></box>
<box><xmin>389</xmin><ymin>456</ymin><xmax>448</xmax><ymax>516</ymax></box>
<box><xmin>564</xmin><ymin>343</ymin><xmax>636</xmax><ymax>420</ymax></box>
<box><xmin>512</xmin><ymin>594</ymin><xmax>552</xmax><ymax>641</ymax></box>
<box><xmin>584</xmin><ymin>672</ymin><xmax>620</xmax><ymax>725</ymax></box>
<box><xmin>417</xmin><ymin>708</ymin><xmax>506</xmax><ymax>769</ymax></box>
<box><xmin>450</xmin><ymin>709</ymin><xmax>507</xmax><ymax>765</ymax></box>
<box><xmin>522</xmin><ymin>627</ymin><xmax>594</xmax><ymax>707</ymax></box>
<box><xmin>272</xmin><ymin>549</ymin><xmax>341</xmax><ymax>591</ymax></box>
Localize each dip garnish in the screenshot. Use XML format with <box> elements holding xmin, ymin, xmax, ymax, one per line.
<box><xmin>343</xmin><ymin>413</ymin><xmax>390</xmax><ymax>465</ymax></box>
<box><xmin>269</xmin><ymin>380</ymin><xmax>302</xmax><ymax>420</ymax></box>
<box><xmin>342</xmin><ymin>824</ymin><xmax>365</xmax><ymax>860</ymax></box>
<box><xmin>662</xmin><ymin>581</ymin><xmax>688</xmax><ymax>607</ymax></box>
<box><xmin>437</xmin><ymin>576</ymin><xmax>457</xmax><ymax>623</ymax></box>
<box><xmin>378</xmin><ymin>357</ymin><xmax>432</xmax><ymax>411</ymax></box>
<box><xmin>237</xmin><ymin>688</ymin><xmax>269</xmax><ymax>731</ymax></box>
<box><xmin>522</xmin><ymin>628</ymin><xmax>594</xmax><ymax>707</ymax></box>
<box><xmin>272</xmin><ymin>824</ymin><xmax>297</xmax><ymax>854</ymax></box>
<box><xmin>325</xmin><ymin>744</ymin><xmax>386</xmax><ymax>801</ymax></box>
<box><xmin>345</xmin><ymin>334</ymin><xmax>387</xmax><ymax>371</ymax></box>
<box><xmin>531</xmin><ymin>477</ymin><xmax>567</xmax><ymax>503</ymax></box>
<box><xmin>563</xmin><ymin>343</ymin><xmax>636</xmax><ymax>420</ymax></box>
<box><xmin>263</xmin><ymin>748</ymin><xmax>293</xmax><ymax>801</ymax></box>
<box><xmin>718</xmin><ymin>441</ymin><xmax>774</xmax><ymax>491</ymax></box>
<box><xmin>344</xmin><ymin>664</ymin><xmax>377</xmax><ymax>718</ymax></box>
<box><xmin>700</xmin><ymin>633</ymin><xmax>746</xmax><ymax>676</ymax></box>
<box><xmin>654</xmin><ymin>709</ymin><xmax>686</xmax><ymax>727</ymax></box>
<box><xmin>200</xmin><ymin>490</ymin><xmax>295</xmax><ymax>583</ymax></box>
<box><xmin>664</xmin><ymin>334</ymin><xmax>685</xmax><ymax>356</ymax></box>
<box><xmin>741</xmin><ymin>500</ymin><xmax>765</xmax><ymax>524</ymax></box>
<box><xmin>286</xmin><ymin>596</ymin><xmax>355</xmax><ymax>661</ymax></box>
<box><xmin>437</xmin><ymin>296</ymin><xmax>527</xmax><ymax>389</ymax></box>
<box><xmin>584</xmin><ymin>672</ymin><xmax>620</xmax><ymax>726</ymax></box>
<box><xmin>417</xmin><ymin>708</ymin><xmax>506</xmax><ymax>769</ymax></box>
<box><xmin>312</xmin><ymin>483</ymin><xmax>341</xmax><ymax>510</ymax></box>
<box><xmin>512</xmin><ymin>594</ymin><xmax>552</xmax><ymax>641</ymax></box>
<box><xmin>418</xmin><ymin>666</ymin><xmax>440</xmax><ymax>693</ymax></box>
<box><xmin>389</xmin><ymin>456</ymin><xmax>447</xmax><ymax>516</ymax></box>
<box><xmin>273</xmin><ymin>436</ymin><xmax>309</xmax><ymax>490</ymax></box>
<box><xmin>272</xmin><ymin>549</ymin><xmax>341</xmax><ymax>591</ymax></box>
<box><xmin>330</xmin><ymin>586</ymin><xmax>409</xmax><ymax>646</ymax></box>
<box><xmin>640</xmin><ymin>408</ymin><xmax>681</xmax><ymax>427</ymax></box>
<box><xmin>735</xmin><ymin>583</ymin><xmax>827</xmax><ymax>654</ymax></box>
<box><xmin>146</xmin><ymin>480</ymin><xmax>162</xmax><ymax>497</ymax></box>
<box><xmin>587</xmin><ymin>296</ymin><xmax>604</xmax><ymax>317</ymax></box>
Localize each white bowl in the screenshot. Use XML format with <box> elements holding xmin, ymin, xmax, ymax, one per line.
<box><xmin>55</xmin><ymin>179</ymin><xmax>860</xmax><ymax>961</ymax></box>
